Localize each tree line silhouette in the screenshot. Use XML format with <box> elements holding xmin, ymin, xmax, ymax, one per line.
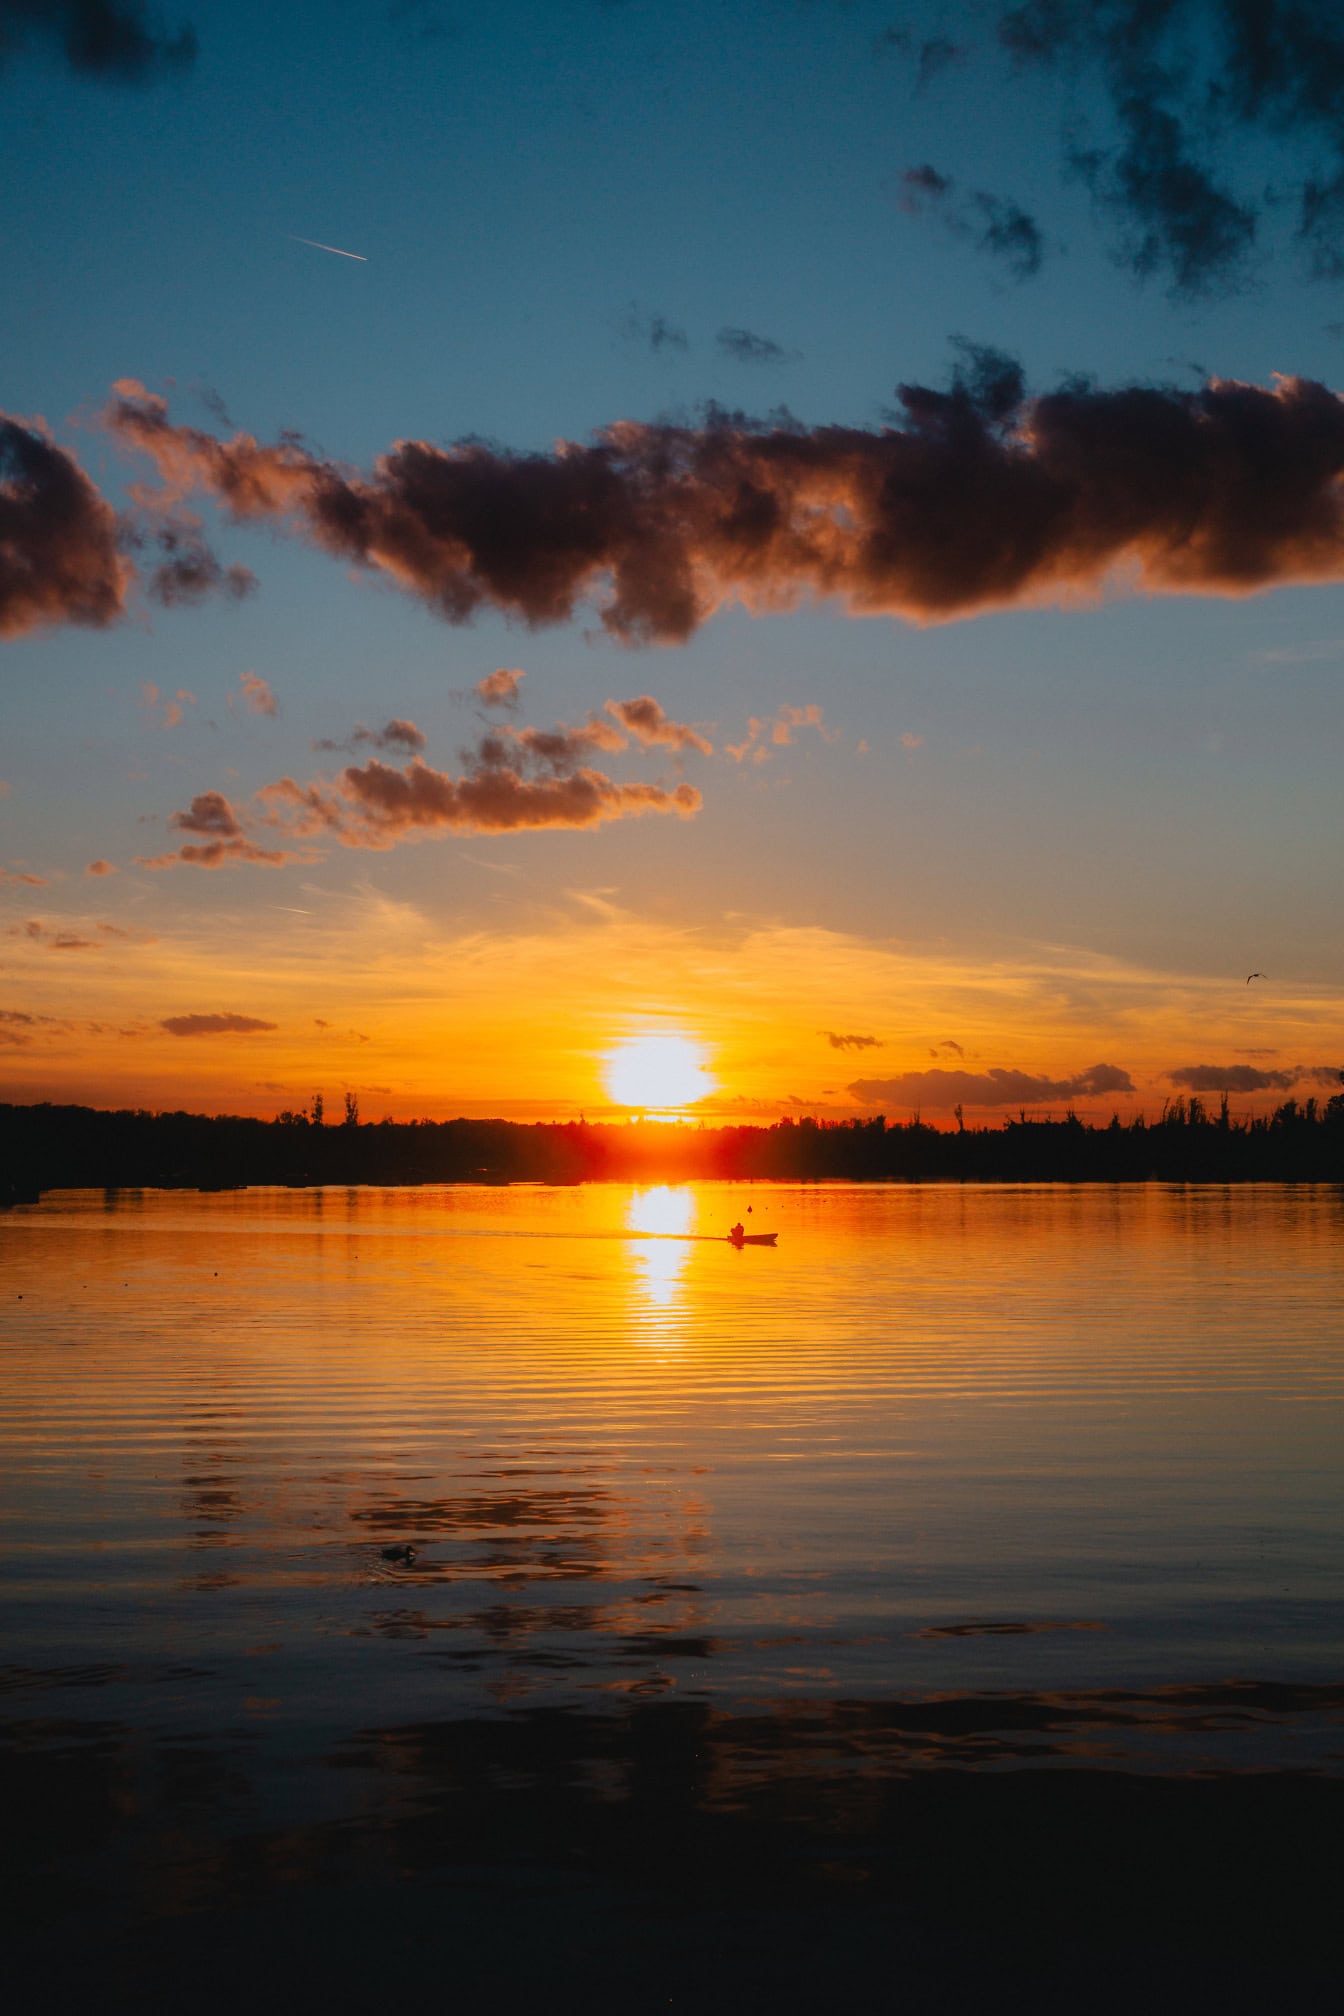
<box><xmin>3</xmin><ymin>1086</ymin><xmax>1342</xmax><ymax>1202</ymax></box>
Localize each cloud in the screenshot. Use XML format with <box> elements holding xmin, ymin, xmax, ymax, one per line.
<box><xmin>875</xmin><ymin>26</ymin><xmax>967</xmax><ymax>91</ymax></box>
<box><xmin>0</xmin><ymin>867</ymin><xmax>47</xmax><ymax>886</ymax></box>
<box><xmin>617</xmin><ymin>305</ymin><xmax>690</xmax><ymax>354</ymax></box>
<box><xmin>899</xmin><ymin>165</ymin><xmax>1045</xmax><ymax>281</ymax></box>
<box><xmin>848</xmin><ymin>1061</ymin><xmax>1135</xmax><ymax>1109</ymax></box>
<box><xmin>1069</xmin><ymin>96</ymin><xmax>1257</xmax><ymax>298</ymax></box>
<box><xmin>725</xmin><ymin>701</ymin><xmax>830</xmax><ymax>762</ymax></box>
<box><xmin>823</xmin><ymin>1031</ymin><xmax>883</xmax><ymax>1051</ymax></box>
<box><xmin>725</xmin><ymin>702</ymin><xmax>831</xmax><ymax>764</ymax></box>
<box><xmin>476</xmin><ymin>667</ymin><xmax>524</xmax><ymax>710</ymax></box>
<box><xmin>239</xmin><ymin>670</ymin><xmax>278</xmax><ymax>716</ymax></box>
<box><xmin>312</xmin><ymin>718</ymin><xmax>427</xmax><ymax>755</ymax></box>
<box><xmin>992</xmin><ymin>0</ymin><xmax>1344</xmax><ymax>295</ymax></box>
<box><xmin>104</xmin><ymin>367</ymin><xmax>1344</xmax><ymax>642</ymax></box>
<box><xmin>900</xmin><ymin>731</ymin><xmax>924</xmax><ymax>749</ymax></box>
<box><xmin>139</xmin><ymin>679</ymin><xmax>197</xmax><ymax>729</ymax></box>
<box><xmin>262</xmin><ymin>742</ymin><xmax>702</xmax><ymax>848</ymax></box>
<box><xmin>716</xmin><ymin>326</ymin><xmax>795</xmax><ymax>365</ymax></box>
<box><xmin>85</xmin><ymin>859</ymin><xmax>117</xmax><ymax>876</ymax></box>
<box><xmin>134</xmin><ymin>789</ymin><xmax>314</xmax><ymax>869</ymax></box>
<box><xmin>939</xmin><ymin>1038</ymin><xmax>965</xmax><ymax>1056</ymax></box>
<box><xmin>7</xmin><ymin>918</ymin><xmax>92</xmax><ymax>949</ymax></box>
<box><xmin>605</xmin><ymin>695</ymin><xmax>712</xmax><ymax>755</ymax></box>
<box><xmin>161</xmin><ymin>1012</ymin><xmax>277</xmax><ymax>1037</ymax></box>
<box><xmin>143</xmin><ymin>519</ymin><xmax>255</xmax><ymax>606</ymax></box>
<box><xmin>0</xmin><ymin>414</ymin><xmax>133</xmax><ymax>637</ymax></box>
<box><xmin>1169</xmin><ymin>1062</ymin><xmax>1343</xmax><ymax>1093</ymax></box>
<box><xmin>0</xmin><ymin>0</ymin><xmax>197</xmax><ymax>84</ymax></box>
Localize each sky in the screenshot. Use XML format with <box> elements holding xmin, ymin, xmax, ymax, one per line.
<box><xmin>2</xmin><ymin>0</ymin><xmax>1343</xmax><ymax>1124</ymax></box>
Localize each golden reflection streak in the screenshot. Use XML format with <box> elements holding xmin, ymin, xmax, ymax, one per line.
<box><xmin>625</xmin><ymin>1185</ymin><xmax>696</xmax><ymax>1339</ymax></box>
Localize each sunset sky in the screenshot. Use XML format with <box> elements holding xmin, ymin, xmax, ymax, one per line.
<box><xmin>3</xmin><ymin>0</ymin><xmax>1343</xmax><ymax>1123</ymax></box>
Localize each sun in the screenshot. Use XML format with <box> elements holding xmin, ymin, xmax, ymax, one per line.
<box><xmin>603</xmin><ymin>1034</ymin><xmax>716</xmax><ymax>1112</ymax></box>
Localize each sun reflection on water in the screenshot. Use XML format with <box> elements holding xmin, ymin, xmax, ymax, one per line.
<box><xmin>625</xmin><ymin>1185</ymin><xmax>696</xmax><ymax>1333</ymax></box>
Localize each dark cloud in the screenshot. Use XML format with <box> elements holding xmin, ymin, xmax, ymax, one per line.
<box><xmin>161</xmin><ymin>1012</ymin><xmax>277</xmax><ymax>1036</ymax></box>
<box><xmin>1069</xmin><ymin>95</ymin><xmax>1257</xmax><ymax>297</ymax></box>
<box><xmin>874</xmin><ymin>26</ymin><xmax>967</xmax><ymax>90</ymax></box>
<box><xmin>105</xmin><ymin>369</ymin><xmax>1344</xmax><ymax>643</ymax></box>
<box><xmin>312</xmin><ymin>718</ymin><xmax>427</xmax><ymax>755</ymax></box>
<box><xmin>994</xmin><ymin>1</ymin><xmax>1344</xmax><ymax>294</ymax></box>
<box><xmin>145</xmin><ymin>520</ymin><xmax>256</xmax><ymax>606</ymax></box>
<box><xmin>618</xmin><ymin>305</ymin><xmax>689</xmax><ymax>354</ymax></box>
<box><xmin>0</xmin><ymin>1</ymin><xmax>197</xmax><ymax>83</ymax></box>
<box><xmin>0</xmin><ymin>414</ymin><xmax>131</xmax><ymax>637</ymax></box>
<box><xmin>899</xmin><ymin>166</ymin><xmax>1045</xmax><ymax>280</ymax></box>
<box><xmin>1170</xmin><ymin>1062</ymin><xmax>1343</xmax><ymax>1093</ymax></box>
<box><xmin>824</xmin><ymin>1031</ymin><xmax>883</xmax><ymax>1051</ymax></box>
<box><xmin>849</xmin><ymin>1062</ymin><xmax>1135</xmax><ymax>1109</ymax></box>
<box><xmin>716</xmin><ymin>327</ymin><xmax>795</xmax><ymax>365</ymax></box>
<box><xmin>191</xmin><ymin>381</ymin><xmax>232</xmax><ymax>429</ymax></box>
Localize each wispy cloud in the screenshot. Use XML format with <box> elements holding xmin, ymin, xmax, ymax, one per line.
<box><xmin>239</xmin><ymin>670</ymin><xmax>278</xmax><ymax>716</ymax></box>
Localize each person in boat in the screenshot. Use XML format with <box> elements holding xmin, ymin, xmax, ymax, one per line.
<box><xmin>729</xmin><ymin>1220</ymin><xmax>745</xmax><ymax>1241</ymax></box>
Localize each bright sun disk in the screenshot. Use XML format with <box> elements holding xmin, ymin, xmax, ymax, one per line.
<box><xmin>603</xmin><ymin>1034</ymin><xmax>716</xmax><ymax>1110</ymax></box>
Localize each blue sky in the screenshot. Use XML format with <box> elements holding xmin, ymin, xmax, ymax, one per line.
<box><xmin>2</xmin><ymin>0</ymin><xmax>1342</xmax><ymax>1118</ymax></box>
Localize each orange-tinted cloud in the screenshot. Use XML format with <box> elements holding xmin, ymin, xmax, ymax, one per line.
<box><xmin>824</xmin><ymin>1030</ymin><xmax>883</xmax><ymax>1050</ymax></box>
<box><xmin>239</xmin><ymin>670</ymin><xmax>278</xmax><ymax>715</ymax></box>
<box><xmin>85</xmin><ymin>859</ymin><xmax>117</xmax><ymax>877</ymax></box>
<box><xmin>476</xmin><ymin>667</ymin><xmax>524</xmax><ymax>709</ymax></box>
<box><xmin>263</xmin><ymin>754</ymin><xmax>700</xmax><ymax>847</ymax></box>
<box><xmin>140</xmin><ymin>679</ymin><xmax>198</xmax><ymax>728</ymax></box>
<box><xmin>606</xmin><ymin>695</ymin><xmax>712</xmax><ymax>754</ymax></box>
<box><xmin>849</xmin><ymin>1062</ymin><xmax>1135</xmax><ymax>1108</ymax></box>
<box><xmin>161</xmin><ymin>1013</ymin><xmax>277</xmax><ymax>1037</ymax></box>
<box><xmin>0</xmin><ymin>868</ymin><xmax>47</xmax><ymax>887</ymax></box>
<box><xmin>725</xmin><ymin>703</ymin><xmax>830</xmax><ymax>763</ymax></box>
<box><xmin>104</xmin><ymin>371</ymin><xmax>1344</xmax><ymax>641</ymax></box>
<box><xmin>134</xmin><ymin>790</ymin><xmax>314</xmax><ymax>869</ymax></box>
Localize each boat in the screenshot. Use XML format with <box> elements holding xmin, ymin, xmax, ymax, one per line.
<box><xmin>727</xmin><ymin>1230</ymin><xmax>777</xmax><ymax>1246</ymax></box>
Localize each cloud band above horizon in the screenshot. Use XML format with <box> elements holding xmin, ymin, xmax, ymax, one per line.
<box><xmin>99</xmin><ymin>368</ymin><xmax>1344</xmax><ymax>644</ymax></box>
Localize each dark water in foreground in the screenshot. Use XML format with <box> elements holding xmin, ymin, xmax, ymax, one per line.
<box><xmin>3</xmin><ymin>1182</ymin><xmax>1342</xmax><ymax>2010</ymax></box>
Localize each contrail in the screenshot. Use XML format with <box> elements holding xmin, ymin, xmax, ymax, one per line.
<box><xmin>288</xmin><ymin>234</ymin><xmax>367</xmax><ymax>262</ymax></box>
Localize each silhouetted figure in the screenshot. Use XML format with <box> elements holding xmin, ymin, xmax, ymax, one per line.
<box><xmin>381</xmin><ymin>1544</ymin><xmax>417</xmax><ymax>1564</ymax></box>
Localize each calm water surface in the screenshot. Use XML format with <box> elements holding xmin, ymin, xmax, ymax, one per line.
<box><xmin>4</xmin><ymin>1182</ymin><xmax>1343</xmax><ymax>2007</ymax></box>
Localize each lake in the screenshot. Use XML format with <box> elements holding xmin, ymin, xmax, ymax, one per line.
<box><xmin>3</xmin><ymin>1182</ymin><xmax>1342</xmax><ymax>2011</ymax></box>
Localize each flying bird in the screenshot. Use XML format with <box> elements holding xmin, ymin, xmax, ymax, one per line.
<box><xmin>288</xmin><ymin>234</ymin><xmax>367</xmax><ymax>262</ymax></box>
<box><xmin>1246</xmin><ymin>971</ymin><xmax>1266</xmax><ymax>984</ymax></box>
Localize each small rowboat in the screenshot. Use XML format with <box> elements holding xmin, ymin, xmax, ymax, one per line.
<box><xmin>727</xmin><ymin>1230</ymin><xmax>777</xmax><ymax>1246</ymax></box>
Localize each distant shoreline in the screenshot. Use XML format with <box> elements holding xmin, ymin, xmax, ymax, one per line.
<box><xmin>4</xmin><ymin>1095</ymin><xmax>1341</xmax><ymax>1199</ymax></box>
